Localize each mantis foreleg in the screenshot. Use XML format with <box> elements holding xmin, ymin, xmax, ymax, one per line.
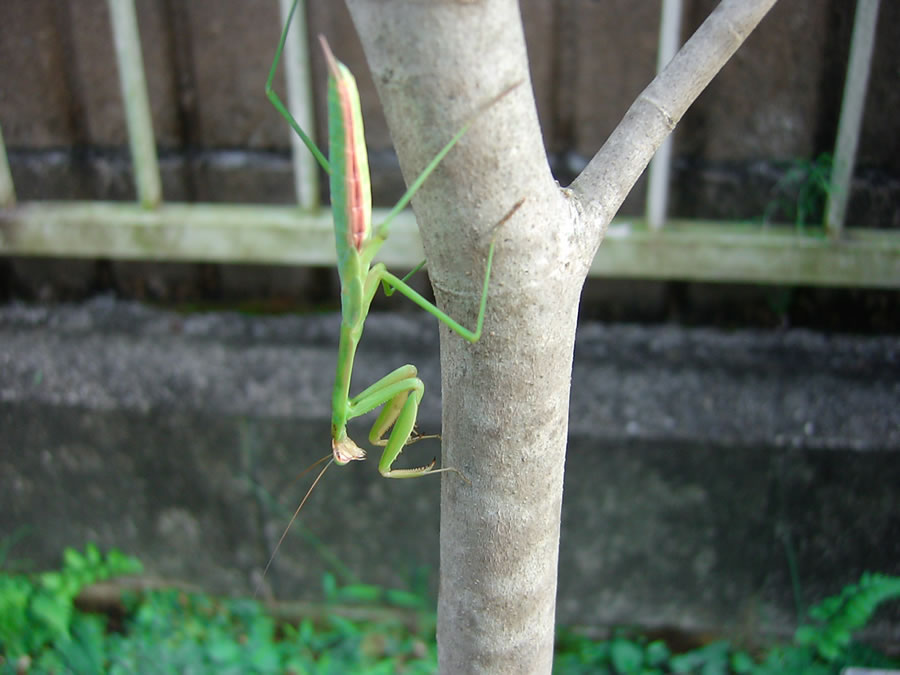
<box><xmin>345</xmin><ymin>365</ymin><xmax>447</xmax><ymax>479</ymax></box>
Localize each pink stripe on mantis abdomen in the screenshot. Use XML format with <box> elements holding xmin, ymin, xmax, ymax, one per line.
<box><xmin>337</xmin><ymin>79</ymin><xmax>367</xmax><ymax>252</ymax></box>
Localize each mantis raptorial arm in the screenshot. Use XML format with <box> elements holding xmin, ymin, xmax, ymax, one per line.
<box><xmin>267</xmin><ymin>0</ymin><xmax>522</xmax><ymax>482</ymax></box>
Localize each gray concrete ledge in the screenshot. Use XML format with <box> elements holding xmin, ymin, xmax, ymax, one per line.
<box><xmin>1</xmin><ymin>298</ymin><xmax>898</xmax><ymax>643</ymax></box>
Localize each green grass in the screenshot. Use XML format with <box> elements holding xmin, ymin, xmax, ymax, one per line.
<box><xmin>1</xmin><ymin>545</ymin><xmax>898</xmax><ymax>674</ymax></box>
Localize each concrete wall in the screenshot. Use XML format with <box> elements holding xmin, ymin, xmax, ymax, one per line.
<box><xmin>2</xmin><ymin>300</ymin><xmax>898</xmax><ymax>642</ymax></box>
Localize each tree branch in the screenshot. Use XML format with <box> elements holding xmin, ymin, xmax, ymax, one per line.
<box><xmin>570</xmin><ymin>0</ymin><xmax>779</xmax><ymax>253</ymax></box>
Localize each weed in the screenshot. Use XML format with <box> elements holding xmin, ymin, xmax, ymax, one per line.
<box><xmin>1</xmin><ymin>545</ymin><xmax>897</xmax><ymax>674</ymax></box>
<box><xmin>763</xmin><ymin>154</ymin><xmax>833</xmax><ymax>232</ymax></box>
<box><xmin>0</xmin><ymin>543</ymin><xmax>141</xmax><ymax>672</ymax></box>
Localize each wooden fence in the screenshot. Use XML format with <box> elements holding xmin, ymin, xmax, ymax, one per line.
<box><xmin>0</xmin><ymin>0</ymin><xmax>897</xmax><ymax>288</ymax></box>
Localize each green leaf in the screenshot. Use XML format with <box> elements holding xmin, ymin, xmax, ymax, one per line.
<box><xmin>700</xmin><ymin>658</ymin><xmax>730</xmax><ymax>675</ymax></box>
<box><xmin>248</xmin><ymin>643</ymin><xmax>281</xmax><ymax>672</ymax></box>
<box><xmin>55</xmin><ymin>614</ymin><xmax>108</xmax><ymax>672</ymax></box>
<box><xmin>208</xmin><ymin>637</ymin><xmax>241</xmax><ymax>664</ymax></box>
<box><xmin>339</xmin><ymin>583</ymin><xmax>382</xmax><ymax>604</ymax></box>
<box><xmin>298</xmin><ymin>617</ymin><xmax>315</xmax><ymax>642</ymax></box>
<box><xmin>85</xmin><ymin>543</ymin><xmax>101</xmax><ymax>566</ymax></box>
<box><xmin>328</xmin><ymin>614</ymin><xmax>361</xmax><ymax>638</ymax></box>
<box><xmin>670</xmin><ymin>641</ymin><xmax>731</xmax><ymax>673</ymax></box>
<box><xmin>644</xmin><ymin>639</ymin><xmax>670</xmax><ymax>667</ymax></box>
<box><xmin>322</xmin><ymin>572</ymin><xmax>338</xmax><ymax>601</ymax></box>
<box><xmin>730</xmin><ymin>650</ymin><xmax>756</xmax><ymax>673</ymax></box>
<box><xmin>40</xmin><ymin>571</ymin><xmax>63</xmax><ymax>592</ymax></box>
<box><xmin>384</xmin><ymin>588</ymin><xmax>425</xmax><ymax>608</ymax></box>
<box><xmin>63</xmin><ymin>547</ymin><xmax>86</xmax><ymax>571</ymax></box>
<box><xmin>366</xmin><ymin>660</ymin><xmax>396</xmax><ymax>675</ymax></box>
<box><xmin>794</xmin><ymin>625</ymin><xmax>817</xmax><ymax>646</ymax></box>
<box><xmin>30</xmin><ymin>592</ymin><xmax>72</xmax><ymax>640</ymax></box>
<box><xmin>247</xmin><ymin>613</ymin><xmax>276</xmax><ymax>644</ymax></box>
<box><xmin>610</xmin><ymin>638</ymin><xmax>643</xmax><ymax>673</ymax></box>
<box><xmin>106</xmin><ymin>549</ymin><xmax>143</xmax><ymax>575</ymax></box>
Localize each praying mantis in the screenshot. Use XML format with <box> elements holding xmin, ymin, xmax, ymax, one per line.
<box><xmin>265</xmin><ymin>1</ymin><xmax>522</xmax><ymax>490</ymax></box>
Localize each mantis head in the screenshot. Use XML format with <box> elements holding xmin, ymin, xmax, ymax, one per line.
<box><xmin>332</xmin><ymin>436</ymin><xmax>367</xmax><ymax>466</ymax></box>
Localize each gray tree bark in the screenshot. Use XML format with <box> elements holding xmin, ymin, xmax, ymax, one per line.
<box><xmin>344</xmin><ymin>0</ymin><xmax>778</xmax><ymax>671</ymax></box>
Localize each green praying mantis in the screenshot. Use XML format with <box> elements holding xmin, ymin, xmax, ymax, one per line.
<box><xmin>265</xmin><ymin>0</ymin><xmax>522</xmax><ymax>497</ymax></box>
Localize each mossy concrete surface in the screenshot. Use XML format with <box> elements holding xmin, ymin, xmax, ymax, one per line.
<box><xmin>1</xmin><ymin>298</ymin><xmax>898</xmax><ymax>642</ymax></box>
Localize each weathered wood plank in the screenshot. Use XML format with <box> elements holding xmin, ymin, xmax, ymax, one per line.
<box><xmin>2</xmin><ymin>202</ymin><xmax>897</xmax><ymax>287</ymax></box>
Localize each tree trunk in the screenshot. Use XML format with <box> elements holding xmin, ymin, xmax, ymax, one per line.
<box><xmin>344</xmin><ymin>0</ymin><xmax>778</xmax><ymax>671</ymax></box>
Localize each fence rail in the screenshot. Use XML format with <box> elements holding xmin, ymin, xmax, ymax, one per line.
<box><xmin>1</xmin><ymin>0</ymin><xmax>897</xmax><ymax>289</ymax></box>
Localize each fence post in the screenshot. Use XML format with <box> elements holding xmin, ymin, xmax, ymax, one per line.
<box><xmin>276</xmin><ymin>0</ymin><xmax>320</xmax><ymax>210</ymax></box>
<box><xmin>0</xmin><ymin>123</ymin><xmax>14</xmax><ymax>208</ymax></box>
<box><xmin>107</xmin><ymin>0</ymin><xmax>162</xmax><ymax>209</ymax></box>
<box><xmin>646</xmin><ymin>0</ymin><xmax>682</xmax><ymax>231</ymax></box>
<box><xmin>825</xmin><ymin>0</ymin><xmax>881</xmax><ymax>239</ymax></box>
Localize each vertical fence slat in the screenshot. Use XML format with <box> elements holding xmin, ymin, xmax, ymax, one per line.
<box><xmin>277</xmin><ymin>0</ymin><xmax>319</xmax><ymax>209</ymax></box>
<box><xmin>825</xmin><ymin>0</ymin><xmax>880</xmax><ymax>238</ymax></box>
<box><xmin>646</xmin><ymin>0</ymin><xmax>682</xmax><ymax>231</ymax></box>
<box><xmin>107</xmin><ymin>0</ymin><xmax>162</xmax><ymax>209</ymax></box>
<box><xmin>0</xmin><ymin>123</ymin><xmax>15</xmax><ymax>207</ymax></box>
